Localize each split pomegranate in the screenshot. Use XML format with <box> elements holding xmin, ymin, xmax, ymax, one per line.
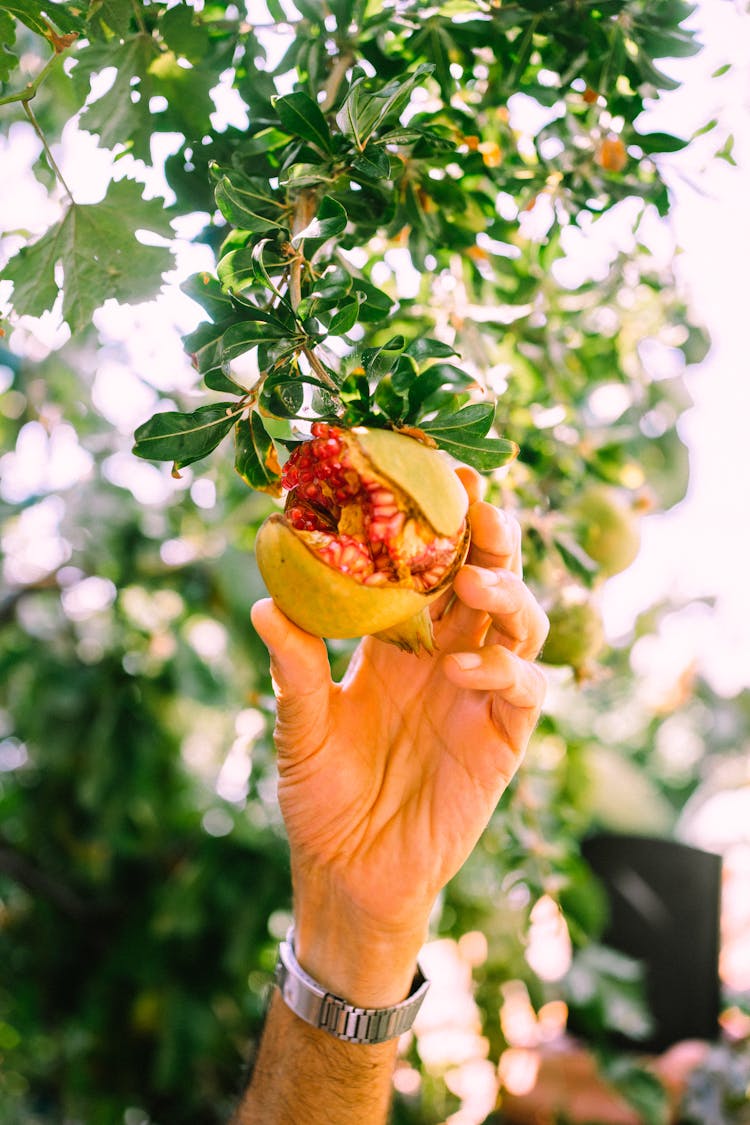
<box><xmin>255</xmin><ymin>423</ymin><xmax>470</xmax><ymax>652</ymax></box>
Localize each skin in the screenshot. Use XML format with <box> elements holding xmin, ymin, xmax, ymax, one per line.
<box><xmin>232</xmin><ymin>471</ymin><xmax>549</xmax><ymax>1125</ymax></box>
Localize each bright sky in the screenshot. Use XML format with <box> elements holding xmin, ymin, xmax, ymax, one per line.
<box><xmin>1</xmin><ymin>0</ymin><xmax>749</xmax><ymax>694</ymax></box>
<box><xmin>600</xmin><ymin>0</ymin><xmax>750</xmax><ymax>697</ymax></box>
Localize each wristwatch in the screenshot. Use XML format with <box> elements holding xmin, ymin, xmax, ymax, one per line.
<box><xmin>275</xmin><ymin>928</ymin><xmax>430</xmax><ymax>1045</ymax></box>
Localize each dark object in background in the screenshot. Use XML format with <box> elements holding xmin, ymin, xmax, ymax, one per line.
<box><xmin>581</xmin><ymin>833</ymin><xmax>722</xmax><ymax>1053</ymax></box>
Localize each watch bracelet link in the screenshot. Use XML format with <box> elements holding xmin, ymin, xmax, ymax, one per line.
<box><xmin>275</xmin><ymin>927</ymin><xmax>430</xmax><ymax>1045</ymax></box>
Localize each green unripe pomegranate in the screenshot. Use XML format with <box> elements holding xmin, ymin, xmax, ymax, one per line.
<box><xmin>255</xmin><ymin>424</ymin><xmax>470</xmax><ymax>653</ymax></box>
<box><xmin>573</xmin><ymin>486</ymin><xmax>640</xmax><ymax>577</ymax></box>
<box><xmin>541</xmin><ymin>600</ymin><xmax>605</xmax><ymax>675</ymax></box>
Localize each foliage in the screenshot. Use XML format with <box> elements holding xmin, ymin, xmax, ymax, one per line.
<box><xmin>0</xmin><ymin>1</ymin><xmax>744</xmax><ymax>1123</ymax></box>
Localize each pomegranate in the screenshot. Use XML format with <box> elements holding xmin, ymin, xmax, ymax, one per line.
<box><xmin>596</xmin><ymin>135</ymin><xmax>627</xmax><ymax>172</ymax></box>
<box><xmin>255</xmin><ymin>423</ymin><xmax>470</xmax><ymax>652</ymax></box>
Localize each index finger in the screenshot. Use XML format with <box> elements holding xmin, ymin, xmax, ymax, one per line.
<box><xmin>467</xmin><ymin>502</ymin><xmax>523</xmax><ymax>577</ymax></box>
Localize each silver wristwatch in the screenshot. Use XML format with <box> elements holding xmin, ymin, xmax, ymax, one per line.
<box><xmin>275</xmin><ymin>929</ymin><xmax>430</xmax><ymax>1045</ymax></box>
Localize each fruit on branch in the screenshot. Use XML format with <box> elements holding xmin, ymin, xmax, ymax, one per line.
<box><xmin>573</xmin><ymin>486</ymin><xmax>640</xmax><ymax>577</ymax></box>
<box><xmin>541</xmin><ymin>599</ymin><xmax>605</xmax><ymax>677</ymax></box>
<box><xmin>255</xmin><ymin>424</ymin><xmax>470</xmax><ymax>653</ymax></box>
<box><xmin>596</xmin><ymin>135</ymin><xmax>627</xmax><ymax>172</ymax></box>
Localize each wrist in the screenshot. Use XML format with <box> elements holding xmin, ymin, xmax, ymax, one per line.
<box><xmin>292</xmin><ymin>881</ymin><xmax>430</xmax><ymax>1008</ymax></box>
<box><xmin>275</xmin><ymin>928</ymin><xmax>430</xmax><ymax>1044</ymax></box>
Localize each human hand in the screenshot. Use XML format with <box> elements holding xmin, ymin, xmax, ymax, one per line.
<box><xmin>251</xmin><ymin>470</ymin><xmax>548</xmax><ymax>1007</ymax></box>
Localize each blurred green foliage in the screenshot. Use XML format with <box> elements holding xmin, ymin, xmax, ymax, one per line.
<box><xmin>1</xmin><ymin>1</ymin><xmax>749</xmax><ymax>1122</ymax></box>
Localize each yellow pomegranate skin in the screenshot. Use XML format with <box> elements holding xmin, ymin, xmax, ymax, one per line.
<box><xmin>255</xmin><ymin>424</ymin><xmax>470</xmax><ymax>652</ymax></box>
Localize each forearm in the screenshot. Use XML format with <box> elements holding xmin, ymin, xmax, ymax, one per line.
<box><xmin>232</xmin><ymin>990</ymin><xmax>399</xmax><ymax>1125</ymax></box>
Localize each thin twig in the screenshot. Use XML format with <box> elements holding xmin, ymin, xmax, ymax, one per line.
<box><xmin>289</xmin><ymin>188</ymin><xmax>319</xmax><ymax>310</ymax></box>
<box><xmin>22</xmin><ymin>101</ymin><xmax>74</xmax><ymax>202</ymax></box>
<box><xmin>320</xmin><ymin>50</ymin><xmax>355</xmax><ymax>112</ymax></box>
<box><xmin>131</xmin><ymin>0</ymin><xmax>148</xmax><ymax>35</ymax></box>
<box><xmin>302</xmin><ymin>346</ymin><xmax>340</xmax><ymax>393</ymax></box>
<box><xmin>0</xmin><ymin>44</ymin><xmax>74</xmax><ymax>107</ymax></box>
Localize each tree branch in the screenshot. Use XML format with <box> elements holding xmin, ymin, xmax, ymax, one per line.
<box><xmin>0</xmin><ymin>844</ymin><xmax>91</xmax><ymax>921</ymax></box>
<box><xmin>289</xmin><ymin>189</ymin><xmax>319</xmax><ymax>311</ymax></box>
<box><xmin>0</xmin><ymin>43</ymin><xmax>74</xmax><ymax>107</ymax></box>
<box><xmin>302</xmin><ymin>346</ymin><xmax>340</xmax><ymax>393</ymax></box>
<box><xmin>320</xmin><ymin>51</ymin><xmax>355</xmax><ymax>112</ymax></box>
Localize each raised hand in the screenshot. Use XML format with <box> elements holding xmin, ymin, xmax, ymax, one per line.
<box><xmin>251</xmin><ymin>472</ymin><xmax>548</xmax><ymax>1007</ymax></box>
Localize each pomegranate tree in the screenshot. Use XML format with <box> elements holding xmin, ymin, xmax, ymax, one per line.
<box><xmin>255</xmin><ymin>423</ymin><xmax>470</xmax><ymax>653</ymax></box>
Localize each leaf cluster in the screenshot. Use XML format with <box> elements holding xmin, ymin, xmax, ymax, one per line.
<box><xmin>1</xmin><ymin>0</ymin><xmax>704</xmax><ymax>492</ymax></box>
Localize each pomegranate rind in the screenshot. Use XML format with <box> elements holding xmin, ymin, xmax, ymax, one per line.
<box><xmin>256</xmin><ymin>513</ymin><xmax>441</xmax><ymax>639</ymax></box>
<box><xmin>353</xmin><ymin>427</ymin><xmax>468</xmax><ymax>538</ymax></box>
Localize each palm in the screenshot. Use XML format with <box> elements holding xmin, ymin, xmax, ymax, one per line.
<box><xmin>269</xmin><ymin>497</ymin><xmax>547</xmax><ymax>925</ymax></box>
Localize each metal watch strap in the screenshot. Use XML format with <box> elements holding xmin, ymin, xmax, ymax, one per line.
<box><xmin>274</xmin><ymin>929</ymin><xmax>430</xmax><ymax>1045</ymax></box>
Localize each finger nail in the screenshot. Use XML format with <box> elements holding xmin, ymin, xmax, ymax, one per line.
<box><xmin>452</xmin><ymin>652</ymin><xmax>482</xmax><ymax>670</ymax></box>
<box><xmin>477</xmin><ymin>568</ymin><xmax>501</xmax><ymax>586</ymax></box>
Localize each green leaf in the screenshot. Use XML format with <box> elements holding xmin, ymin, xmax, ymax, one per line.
<box><xmin>311</xmin><ymin>266</ymin><xmax>352</xmax><ymax>302</ymax></box>
<box><xmin>234</xmin><ymin>411</ymin><xmax>282</xmax><ymax>493</ymax></box>
<box><xmin>405</xmin><ymin>338</ymin><xmax>459</xmax><ymax>362</ymax></box>
<box><xmin>133</xmin><ymin>403</ymin><xmax>241</xmax><ymax>468</ymax></box>
<box><xmin>632</xmin><ymin>51</ymin><xmax>682</xmax><ymax>92</ymax></box>
<box><xmin>340</xmin><ymin>370</ymin><xmax>375</xmax><ymax>422</ymax></box>
<box><xmin>638</xmin><ymin>27</ymin><xmax>701</xmax><ymax>60</ymax></box>
<box><xmin>350</xmin><ymin>279</ymin><xmax>395</xmax><ymax>323</ymax></box>
<box><xmin>421</xmin><ymin>407</ymin><xmax>518</xmax><ymax>470</ymax></box>
<box><xmin>158</xmin><ymin>3</ymin><xmax>207</xmax><ymax>63</ymax></box>
<box><xmin>183</xmin><ymin>319</ymin><xmax>239</xmax><ymax>375</ymax></box>
<box><xmin>327</xmin><ymin>299</ymin><xmax>361</xmax><ymax>336</ymax></box>
<box><xmin>241</xmin><ymin>126</ymin><xmax>293</xmax><ymax>156</ymax></box>
<box><xmin>291</xmin><ymin>195</ymin><xmax>348</xmax><ymax>251</ymax></box>
<box><xmin>274</xmin><ymin>90</ymin><xmax>333</xmax><ymax>153</ymax></box>
<box><xmin>3</xmin><ymin>179</ymin><xmax>174</xmax><ymax>334</ymax></box>
<box><xmin>88</xmin><ymin>0</ymin><xmax>132</xmax><ymax>38</ymax></box>
<box><xmin>249</xmin><ymin>241</ymin><xmax>288</xmax><ymax>297</ymax></box>
<box><xmin>76</xmin><ymin>35</ymin><xmax>161</xmax><ymax>160</ymax></box>
<box><xmin>280</xmin><ymin>162</ymin><xmax>334</xmax><ymax>189</ymax></box>
<box><xmin>373</xmin><ymin>375</ymin><xmax>408</xmax><ymax>422</ymax></box>
<box><xmin>423</xmin><ymin>403</ymin><xmax>495</xmax><ymax>436</ymax></box>
<box><xmin>204</xmin><ymin>368</ymin><xmax>247</xmax><ymax>396</ymax></box>
<box><xmin>636</xmin><ymin>131</ymin><xmax>688</xmax><ymax>154</ymax></box>
<box><xmin>552</xmin><ymin>533</ymin><xmax>599</xmax><ymax>586</ymax></box>
<box><xmin>407</xmin><ymin>364</ymin><xmax>475</xmax><ymax>413</ymax></box>
<box><xmin>362</xmin><ymin>335</ymin><xmax>405</xmax><ymax>379</ymax></box>
<box><xmin>427</xmin><ymin>430</ymin><xmax>520</xmax><ymax>472</ymax></box>
<box><xmin>2</xmin><ymin>0</ymin><xmax>83</xmax><ymax>38</ymax></box>
<box><xmin>379</xmin><ymin>127</ymin><xmax>426</xmax><ymax>145</ymax></box>
<box><xmin>221</xmin><ymin>318</ymin><xmax>289</xmax><ymax>362</ymax></box>
<box><xmin>181</xmin><ymin>273</ymin><xmax>234</xmax><ymax>322</ymax></box>
<box><xmin>146</xmin><ymin>49</ymin><xmax>216</xmax><ymax>140</ymax></box>
<box><xmin>350</xmin><ymin>144</ymin><xmax>391</xmax><ymax>182</ymax></box>
<box><xmin>259</xmin><ymin>369</ymin><xmax>338</xmax><ymax>420</ymax></box>
<box><xmin>337</xmin><ymin>63</ymin><xmax>434</xmax><ymax>149</ymax></box>
<box><xmin>428</xmin><ymin>24</ymin><xmax>455</xmax><ymax>101</ymax></box>
<box><xmin>217</xmin><ymin>245</ymin><xmax>287</xmax><ymax>297</ymax></box>
<box><xmin>214</xmin><ymin>169</ymin><xmax>286</xmax><ymax>234</ymax></box>
<box><xmin>716</xmin><ymin>133</ymin><xmax>737</xmax><ymax>166</ymax></box>
<box><xmin>0</xmin><ymin>10</ymin><xmax>17</xmax><ymax>83</ymax></box>
<box><xmin>601</xmin><ymin>1057</ymin><xmax>670</xmax><ymax>1125</ymax></box>
<box><xmin>691</xmin><ymin>117</ymin><xmax>718</xmax><ymax>139</ymax></box>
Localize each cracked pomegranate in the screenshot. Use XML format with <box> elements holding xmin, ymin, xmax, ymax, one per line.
<box><xmin>255</xmin><ymin>423</ymin><xmax>470</xmax><ymax>652</ymax></box>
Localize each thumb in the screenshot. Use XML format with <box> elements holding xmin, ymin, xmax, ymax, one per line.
<box><xmin>251</xmin><ymin>598</ymin><xmax>331</xmax><ymax>722</ymax></box>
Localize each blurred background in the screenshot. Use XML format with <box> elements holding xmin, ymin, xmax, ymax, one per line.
<box><xmin>1</xmin><ymin>1</ymin><xmax>750</xmax><ymax>1123</ymax></box>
